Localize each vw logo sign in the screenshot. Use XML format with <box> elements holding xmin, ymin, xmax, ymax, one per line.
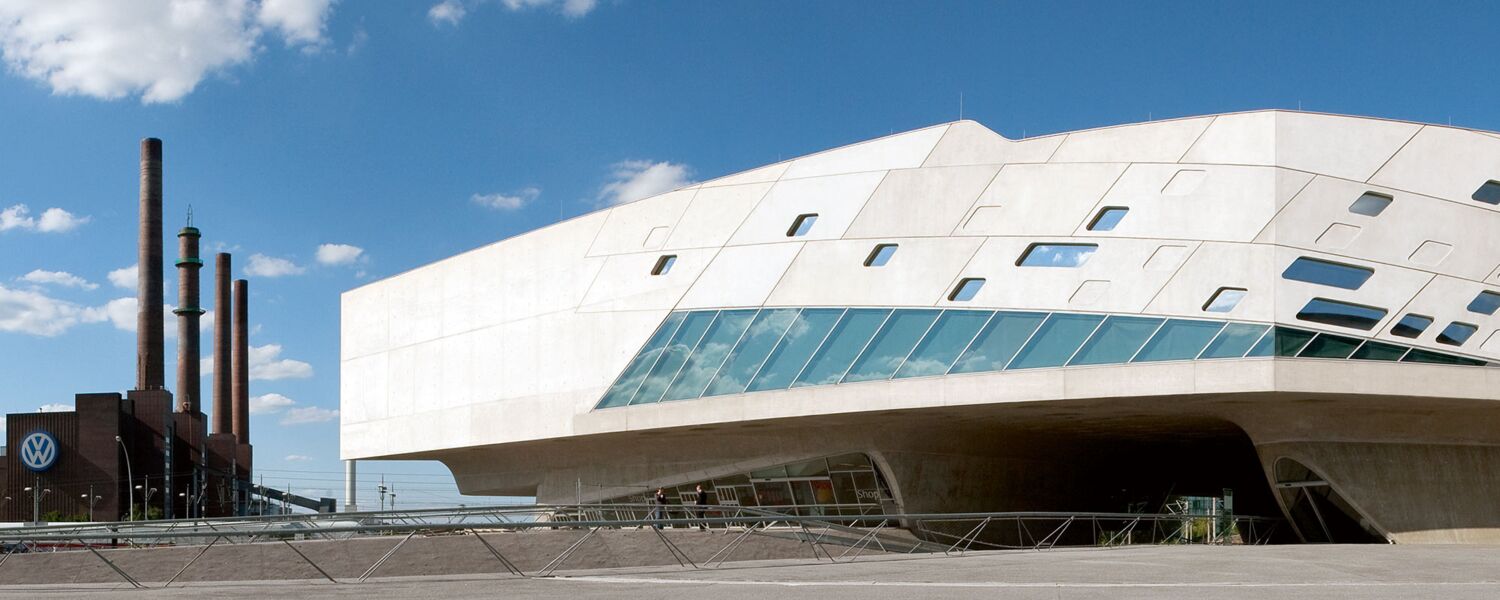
<box><xmin>19</xmin><ymin>431</ymin><xmax>59</xmax><ymax>473</ymax></box>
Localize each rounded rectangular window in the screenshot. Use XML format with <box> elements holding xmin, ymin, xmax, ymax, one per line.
<box><xmin>1436</xmin><ymin>322</ymin><xmax>1478</xmax><ymax>346</ymax></box>
<box><xmin>787</xmin><ymin>213</ymin><xmax>818</xmax><ymax>237</ymax></box>
<box><xmin>1389</xmin><ymin>314</ymin><xmax>1432</xmax><ymax>338</ymax></box>
<box><xmin>1281</xmin><ymin>257</ymin><xmax>1374</xmax><ymax>290</ymax></box>
<box><xmin>1294</xmin><ymin>298</ymin><xmax>1387</xmax><ymax>331</ymax></box>
<box><xmin>1087</xmin><ymin>207</ymin><xmax>1129</xmax><ymax>231</ymax></box>
<box><xmin>651</xmin><ymin>254</ymin><xmax>677</xmax><ymax>275</ymax></box>
<box><xmin>949</xmin><ymin>278</ymin><xmax>985</xmax><ymax>302</ymax></box>
<box><xmin>1202</xmin><ymin>287</ymin><xmax>1247</xmax><ymax>313</ymax></box>
<box><xmin>1348</xmin><ymin>192</ymin><xmax>1393</xmax><ymax>216</ymax></box>
<box><xmin>864</xmin><ymin>244</ymin><xmax>898</xmax><ymax>267</ymax></box>
<box><xmin>1467</xmin><ymin>291</ymin><xmax>1500</xmax><ymax>315</ymax></box>
<box><xmin>1017</xmin><ymin>243</ymin><xmax>1097</xmax><ymax>267</ymax></box>
<box><xmin>1473</xmin><ymin>181</ymin><xmax>1500</xmax><ymax>206</ymax></box>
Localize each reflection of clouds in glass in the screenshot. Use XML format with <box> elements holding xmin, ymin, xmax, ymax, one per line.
<box><xmin>898</xmin><ymin>357</ymin><xmax>947</xmax><ymax>377</ymax></box>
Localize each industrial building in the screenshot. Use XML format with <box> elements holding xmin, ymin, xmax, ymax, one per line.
<box><xmin>2</xmin><ymin>140</ymin><xmax>256</xmax><ymax>522</ymax></box>
<box><xmin>340</xmin><ymin>111</ymin><xmax>1500</xmax><ymax>544</ymax></box>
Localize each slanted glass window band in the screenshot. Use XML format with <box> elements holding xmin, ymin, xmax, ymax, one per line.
<box><xmin>595</xmin><ymin>308</ymin><xmax>1489</xmax><ymax>410</ymax></box>
<box><xmin>1017</xmin><ymin>243</ymin><xmax>1098</xmax><ymax>268</ymax></box>
<box><xmin>1282</xmin><ymin>257</ymin><xmax>1374</xmax><ymax>290</ymax></box>
<box><xmin>1295</xmin><ymin>298</ymin><xmax>1387</xmax><ymax>331</ymax></box>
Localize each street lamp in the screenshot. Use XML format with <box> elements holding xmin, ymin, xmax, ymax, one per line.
<box><xmin>23</xmin><ymin>487</ymin><xmax>51</xmax><ymax>524</ymax></box>
<box><xmin>116</xmin><ymin>436</ymin><xmax>133</xmax><ymax>521</ymax></box>
<box><xmin>82</xmin><ymin>493</ymin><xmax>103</xmax><ymax>522</ymax></box>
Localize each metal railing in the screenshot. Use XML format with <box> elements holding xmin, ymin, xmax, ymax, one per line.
<box><xmin>0</xmin><ymin>503</ymin><xmax>1282</xmax><ymax>589</ymax></box>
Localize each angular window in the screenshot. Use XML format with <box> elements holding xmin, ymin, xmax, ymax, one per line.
<box><xmin>1473</xmin><ymin>180</ymin><xmax>1500</xmax><ymax>205</ymax></box>
<box><xmin>1132</xmin><ymin>319</ymin><xmax>1225</xmax><ymax>362</ymax></box>
<box><xmin>1246</xmin><ymin>327</ymin><xmax>1317</xmax><ymax>357</ymax></box>
<box><xmin>949</xmin><ymin>278</ymin><xmax>986</xmax><ymax>302</ymax></box>
<box><xmin>662</xmin><ymin>310</ymin><xmax>757</xmax><ymax>401</ymax></box>
<box><xmin>894</xmin><ymin>310</ymin><xmax>992</xmax><ymax>378</ymax></box>
<box><xmin>1436</xmin><ymin>321</ymin><xmax>1479</xmax><ymax>346</ymax></box>
<box><xmin>746</xmin><ymin>308</ymin><xmax>843</xmax><ymax>392</ymax></box>
<box><xmin>1008</xmin><ymin>313</ymin><xmax>1106</xmax><ymax>369</ymax></box>
<box><xmin>793</xmin><ymin>309</ymin><xmax>891</xmax><ymax>387</ymax></box>
<box><xmin>1467</xmin><ymin>291</ymin><xmax>1500</xmax><ymax>315</ymax></box>
<box><xmin>1389</xmin><ymin>314</ymin><xmax>1432</xmax><ymax>338</ymax></box>
<box><xmin>596</xmin><ymin>312</ymin><xmax>688</xmax><ymax>408</ymax></box>
<box><xmin>1068</xmin><ymin>316</ymin><xmax>1163</xmax><ymax>366</ymax></box>
<box><xmin>1404</xmin><ymin>348</ymin><xmax>1487</xmax><ymax>366</ymax></box>
<box><xmin>1203</xmin><ymin>287</ymin><xmax>1247</xmax><ymax>313</ymax></box>
<box><xmin>1282</xmin><ymin>257</ymin><xmax>1374</xmax><ymax>290</ymax></box>
<box><xmin>1297</xmin><ymin>333</ymin><xmax>1363</xmax><ymax>359</ymax></box>
<box><xmin>1295</xmin><ymin>298</ymin><xmax>1387</xmax><ymax>331</ymax></box>
<box><xmin>1198</xmin><ymin>323</ymin><xmax>1270</xmax><ymax>359</ymax></box>
<box><xmin>1350</xmin><ymin>340</ymin><xmax>1408</xmax><ymax>361</ymax></box>
<box><xmin>651</xmin><ymin>254</ymin><xmax>677</xmax><ymax>275</ymax></box>
<box><xmin>1087</xmin><ymin>207</ymin><xmax>1129</xmax><ymax>232</ymax></box>
<box><xmin>1348</xmin><ymin>192</ymin><xmax>1393</xmax><ymax>217</ymax></box>
<box><xmin>1017</xmin><ymin>243</ymin><xmax>1098</xmax><ymax>268</ymax></box>
<box><xmin>630</xmin><ymin>311</ymin><xmax>719</xmax><ymax>405</ymax></box>
<box><xmin>843</xmin><ymin>309</ymin><xmax>940</xmax><ymax>382</ymax></box>
<box><xmin>787</xmin><ymin>213</ymin><xmax>818</xmax><ymax>237</ymax></box>
<box><xmin>950</xmin><ymin>312</ymin><xmax>1047</xmax><ymax>374</ymax></box>
<box><xmin>704</xmin><ymin>308</ymin><xmax>800</xmax><ymax>396</ymax></box>
<box><xmin>864</xmin><ymin>244</ymin><xmax>898</xmax><ymax>267</ymax></box>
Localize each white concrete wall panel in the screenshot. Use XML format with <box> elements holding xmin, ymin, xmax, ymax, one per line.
<box><xmin>1369</xmin><ymin>126</ymin><xmax>1500</xmax><ymax>210</ymax></box>
<box><xmin>726</xmin><ymin>171</ymin><xmax>887</xmax><ymax>246</ymax></box>
<box><xmin>578</xmin><ymin>248</ymin><xmax>718</xmax><ymax>313</ymax></box>
<box><xmin>1390</xmin><ymin>275</ymin><xmax>1500</xmax><ymax>360</ymax></box>
<box><xmin>780</xmin><ymin>125</ymin><xmax>949</xmax><ymax>180</ymax></box>
<box><xmin>921</xmin><ymin>120</ymin><xmax>1064</xmax><ymax>168</ymax></box>
<box><xmin>958</xmin><ymin>163</ymin><xmax>1126</xmax><ymax>236</ymax></box>
<box><xmin>677</xmin><ymin>243</ymin><xmax>803</xmax><ymax>309</ymax></box>
<box><xmin>1179</xmin><ymin>112</ymin><xmax>1276</xmax><ymax>167</ymax></box>
<box><xmin>662</xmin><ymin>183</ymin><xmax>772</xmax><ymax>250</ymax></box>
<box><xmin>1144</xmin><ymin>242</ymin><xmax>1271</xmax><ymax>322</ymax></box>
<box><xmin>843</xmin><ymin>165</ymin><xmax>1001</xmax><ymax>238</ymax></box>
<box><xmin>765</xmin><ymin>237</ymin><xmax>984</xmax><ymax>307</ymax></box>
<box><xmin>586</xmin><ymin>188</ymin><xmax>698</xmax><ymax>256</ymax></box>
<box><xmin>939</xmin><ymin>237</ymin><xmax>1186</xmax><ymax>314</ymax></box>
<box><xmin>699</xmin><ymin>161</ymin><xmax>789</xmax><ymax>188</ymax></box>
<box><xmin>1273</xmin><ymin>113</ymin><xmax>1421</xmax><ymax>182</ymax></box>
<box><xmin>1083</xmin><ymin>164</ymin><xmax>1309</xmax><ymax>243</ymax></box>
<box><xmin>1048</xmin><ymin>117</ymin><xmax>1213</xmax><ymax>164</ymax></box>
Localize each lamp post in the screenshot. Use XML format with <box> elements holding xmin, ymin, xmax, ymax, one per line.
<box><xmin>82</xmin><ymin>490</ymin><xmax>103</xmax><ymax>522</ymax></box>
<box><xmin>24</xmin><ymin>486</ymin><xmax>51</xmax><ymax>524</ymax></box>
<box><xmin>116</xmin><ymin>435</ymin><xmax>134</xmax><ymax>521</ymax></box>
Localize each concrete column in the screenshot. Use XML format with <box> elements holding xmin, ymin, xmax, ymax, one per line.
<box><xmin>231</xmin><ymin>279</ymin><xmax>249</xmax><ymax>442</ymax></box>
<box><xmin>136</xmin><ymin>138</ymin><xmax>165</xmax><ymax>390</ymax></box>
<box><xmin>174</xmin><ymin>227</ymin><xmax>204</xmax><ymax>413</ymax></box>
<box><xmin>344</xmin><ymin>460</ymin><xmax>358</xmax><ymax>512</ymax></box>
<box><xmin>212</xmin><ymin>253</ymin><xmax>232</xmax><ymax>435</ymax></box>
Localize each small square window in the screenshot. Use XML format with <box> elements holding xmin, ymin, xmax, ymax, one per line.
<box><xmin>864</xmin><ymin>243</ymin><xmax>898</xmax><ymax>267</ymax></box>
<box><xmin>787</xmin><ymin>213</ymin><xmax>818</xmax><ymax>237</ymax></box>
<box><xmin>1467</xmin><ymin>290</ymin><xmax>1500</xmax><ymax>315</ymax></box>
<box><xmin>1390</xmin><ymin>314</ymin><xmax>1433</xmax><ymax>338</ymax></box>
<box><xmin>1017</xmin><ymin>243</ymin><xmax>1098</xmax><ymax>268</ymax></box>
<box><xmin>1473</xmin><ymin>181</ymin><xmax>1500</xmax><ymax>206</ymax></box>
<box><xmin>1202</xmin><ymin>287</ymin><xmax>1247</xmax><ymax>313</ymax></box>
<box><xmin>650</xmin><ymin>255</ymin><xmax>676</xmax><ymax>275</ymax></box>
<box><xmin>1437</xmin><ymin>322</ymin><xmax>1479</xmax><ymax>346</ymax></box>
<box><xmin>949</xmin><ymin>278</ymin><xmax>985</xmax><ymax>302</ymax></box>
<box><xmin>1348</xmin><ymin>192</ymin><xmax>1393</xmax><ymax>216</ymax></box>
<box><xmin>1087</xmin><ymin>207</ymin><xmax>1129</xmax><ymax>231</ymax></box>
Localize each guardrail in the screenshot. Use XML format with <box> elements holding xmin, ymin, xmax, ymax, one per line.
<box><xmin>0</xmin><ymin>504</ymin><xmax>1282</xmax><ymax>589</ymax></box>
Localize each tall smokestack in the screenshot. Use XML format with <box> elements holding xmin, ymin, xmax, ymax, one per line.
<box><xmin>212</xmin><ymin>253</ymin><xmax>233</xmax><ymax>435</ymax></box>
<box><xmin>137</xmin><ymin>138</ymin><xmax>165</xmax><ymax>390</ymax></box>
<box><xmin>232</xmin><ymin>279</ymin><xmax>249</xmax><ymax>442</ymax></box>
<box><xmin>174</xmin><ymin>223</ymin><xmax>204</xmax><ymax>413</ymax></box>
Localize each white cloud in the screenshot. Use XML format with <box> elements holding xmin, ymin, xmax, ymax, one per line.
<box><xmin>280</xmin><ymin>406</ymin><xmax>338</xmax><ymax>425</ymax></box>
<box><xmin>315</xmin><ymin>243</ymin><xmax>364</xmax><ymax>266</ymax></box>
<box><xmin>0</xmin><ymin>283</ymin><xmax>108</xmax><ymax>336</ymax></box>
<box><xmin>501</xmin><ymin>0</ymin><xmax>598</xmax><ymax>18</ymax></box>
<box><xmin>20</xmin><ymin>269</ymin><xmax>98</xmax><ymax>290</ymax></box>
<box><xmin>250</xmin><ymin>392</ymin><xmax>296</xmax><ymax>414</ymax></box>
<box><xmin>471</xmin><ymin>187</ymin><xmax>539</xmax><ymax>211</ymax></box>
<box><xmin>427</xmin><ymin>0</ymin><xmax>466</xmax><ymax>26</ymax></box>
<box><xmin>284</xmin><ymin>454</ymin><xmax>313</xmax><ymax>461</ymax></box>
<box><xmin>256</xmin><ymin>0</ymin><xmax>336</xmax><ymax>48</ymax></box>
<box><xmin>38</xmin><ymin>403</ymin><xmax>73</xmax><ymax>412</ymax></box>
<box><xmin>245</xmin><ymin>253</ymin><xmax>305</xmax><ymax>277</ymax></box>
<box><xmin>597</xmin><ymin>160</ymin><xmax>693</xmax><ymax>206</ymax></box>
<box><xmin>108</xmin><ymin>264</ymin><xmax>138</xmax><ymax>290</ymax></box>
<box><xmin>0</xmin><ymin>0</ymin><xmax>336</xmax><ymax>104</ymax></box>
<box><xmin>0</xmin><ymin>204</ymin><xmax>89</xmax><ymax>233</ymax></box>
<box><xmin>202</xmin><ymin>343</ymin><xmax>314</xmax><ymax>380</ymax></box>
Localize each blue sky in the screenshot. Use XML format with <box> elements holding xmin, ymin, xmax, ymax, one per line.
<box><xmin>1</xmin><ymin>0</ymin><xmax>1496</xmax><ymax>508</ymax></box>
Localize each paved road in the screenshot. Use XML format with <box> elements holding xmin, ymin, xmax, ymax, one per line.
<box><xmin>3</xmin><ymin>544</ymin><xmax>1497</xmax><ymax>599</ymax></box>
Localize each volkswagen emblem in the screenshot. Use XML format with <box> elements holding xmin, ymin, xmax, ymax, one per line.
<box><xmin>19</xmin><ymin>431</ymin><xmax>59</xmax><ymax>473</ymax></box>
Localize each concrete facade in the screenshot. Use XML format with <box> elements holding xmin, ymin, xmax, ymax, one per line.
<box><xmin>342</xmin><ymin>111</ymin><xmax>1500</xmax><ymax>544</ymax></box>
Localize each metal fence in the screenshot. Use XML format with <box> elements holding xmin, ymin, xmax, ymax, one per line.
<box><xmin>0</xmin><ymin>503</ymin><xmax>1282</xmax><ymax>589</ymax></box>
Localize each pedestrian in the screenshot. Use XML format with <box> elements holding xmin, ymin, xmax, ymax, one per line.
<box><xmin>695</xmin><ymin>484</ymin><xmax>710</xmax><ymax>531</ymax></box>
<box><xmin>652</xmin><ymin>487</ymin><xmax>668</xmax><ymax>530</ymax></box>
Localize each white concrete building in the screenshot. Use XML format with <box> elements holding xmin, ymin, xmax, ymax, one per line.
<box><xmin>342</xmin><ymin>111</ymin><xmax>1500</xmax><ymax>544</ymax></box>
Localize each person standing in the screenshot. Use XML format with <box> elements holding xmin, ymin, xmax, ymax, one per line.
<box><xmin>652</xmin><ymin>488</ymin><xmax>668</xmax><ymax>530</ymax></box>
<box><xmin>695</xmin><ymin>484</ymin><xmax>710</xmax><ymax>531</ymax></box>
